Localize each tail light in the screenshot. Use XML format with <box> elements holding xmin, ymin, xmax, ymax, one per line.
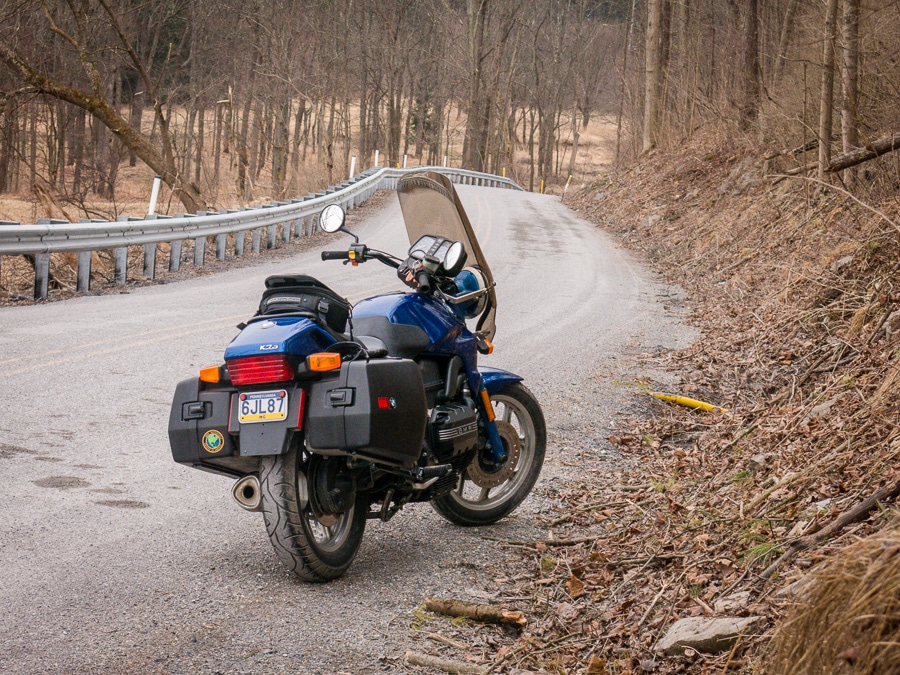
<box><xmin>226</xmin><ymin>355</ymin><xmax>293</xmax><ymax>385</ymax></box>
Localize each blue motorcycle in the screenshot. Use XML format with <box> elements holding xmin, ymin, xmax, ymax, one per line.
<box><xmin>169</xmin><ymin>171</ymin><xmax>545</xmax><ymax>581</ymax></box>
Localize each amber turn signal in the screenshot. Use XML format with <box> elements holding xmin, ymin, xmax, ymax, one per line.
<box><xmin>199</xmin><ymin>365</ymin><xmax>221</xmax><ymax>383</ymax></box>
<box><xmin>307</xmin><ymin>352</ymin><xmax>342</xmax><ymax>372</ymax></box>
<box><xmin>480</xmin><ymin>389</ymin><xmax>496</xmax><ymax>422</ymax></box>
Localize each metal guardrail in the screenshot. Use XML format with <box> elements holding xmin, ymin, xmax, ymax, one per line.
<box><xmin>0</xmin><ymin>167</ymin><xmax>522</xmax><ymax>300</ymax></box>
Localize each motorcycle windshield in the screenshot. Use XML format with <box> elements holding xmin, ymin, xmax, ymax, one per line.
<box><xmin>397</xmin><ymin>171</ymin><xmax>497</xmax><ymax>341</ymax></box>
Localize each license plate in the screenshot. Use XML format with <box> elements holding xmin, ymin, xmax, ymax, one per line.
<box><xmin>238</xmin><ymin>390</ymin><xmax>288</xmax><ymax>423</ymax></box>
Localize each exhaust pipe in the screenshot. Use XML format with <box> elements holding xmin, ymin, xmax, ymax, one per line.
<box><xmin>232</xmin><ymin>475</ymin><xmax>262</xmax><ymax>512</ymax></box>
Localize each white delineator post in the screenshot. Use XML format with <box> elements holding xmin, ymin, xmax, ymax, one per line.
<box><xmin>349</xmin><ymin>155</ymin><xmax>357</xmax><ymax>179</ymax></box>
<box><xmin>147</xmin><ymin>175</ymin><xmax>161</xmax><ymax>216</ymax></box>
<box><xmin>374</xmin><ymin>150</ymin><xmax>380</xmax><ymax>167</ymax></box>
<box><xmin>402</xmin><ymin>154</ymin><xmax>408</xmax><ymax>168</ymax></box>
<box><xmin>443</xmin><ymin>155</ymin><xmax>448</xmax><ymax>167</ymax></box>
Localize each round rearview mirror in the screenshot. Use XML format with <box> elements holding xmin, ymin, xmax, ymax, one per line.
<box><xmin>319</xmin><ymin>204</ymin><xmax>346</xmax><ymax>233</ymax></box>
<box><xmin>443</xmin><ymin>241</ymin><xmax>467</xmax><ymax>275</ymax></box>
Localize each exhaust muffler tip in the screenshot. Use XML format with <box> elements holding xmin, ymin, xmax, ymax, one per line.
<box><xmin>232</xmin><ymin>475</ymin><xmax>262</xmax><ymax>512</ymax></box>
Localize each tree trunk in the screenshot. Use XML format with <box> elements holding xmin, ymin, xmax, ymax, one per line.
<box><xmin>773</xmin><ymin>0</ymin><xmax>800</xmax><ymax>85</ymax></box>
<box><xmin>56</xmin><ymin>100</ymin><xmax>66</xmax><ymax>192</ymax></box>
<box><xmin>643</xmin><ymin>0</ymin><xmax>662</xmax><ymax>154</ymax></box>
<box><xmin>237</xmin><ymin>93</ymin><xmax>253</xmax><ymax>200</ymax></box>
<box><xmin>818</xmin><ymin>0</ymin><xmax>840</xmax><ymax>180</ymax></box>
<box><xmin>840</xmin><ymin>0</ymin><xmax>860</xmax><ymax>166</ymax></box>
<box><xmin>272</xmin><ymin>95</ymin><xmax>290</xmax><ymax>198</ymax></box>
<box><xmin>0</xmin><ymin>97</ymin><xmax>14</xmax><ymax>193</ymax></box>
<box><xmin>129</xmin><ymin>91</ymin><xmax>144</xmax><ymax>167</ymax></box>
<box><xmin>214</xmin><ymin>103</ymin><xmax>222</xmax><ymax>186</ymax></box>
<box><xmin>195</xmin><ymin>106</ymin><xmax>204</xmax><ymax>186</ymax></box>
<box><xmin>739</xmin><ymin>0</ymin><xmax>760</xmax><ymax>131</ymax></box>
<box><xmin>72</xmin><ymin>106</ymin><xmax>85</xmax><ymax>193</ymax></box>
<box><xmin>463</xmin><ymin>0</ymin><xmax>489</xmax><ymax>170</ymax></box>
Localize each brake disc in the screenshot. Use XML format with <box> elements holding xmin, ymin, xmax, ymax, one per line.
<box><xmin>467</xmin><ymin>420</ymin><xmax>522</xmax><ymax>489</ymax></box>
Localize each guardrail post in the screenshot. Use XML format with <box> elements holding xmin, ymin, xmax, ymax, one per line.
<box><xmin>170</xmin><ymin>240</ymin><xmax>182</xmax><ymax>271</ymax></box>
<box><xmin>266</xmin><ymin>225</ymin><xmax>277</xmax><ymax>249</ymax></box>
<box><xmin>191</xmin><ymin>213</ymin><xmax>206</xmax><ymax>267</ymax></box>
<box><xmin>282</xmin><ymin>221</ymin><xmax>290</xmax><ymax>244</ymax></box>
<box><xmin>193</xmin><ymin>237</ymin><xmax>206</xmax><ymax>266</ymax></box>
<box><xmin>34</xmin><ymin>252</ymin><xmax>50</xmax><ymax>300</ymax></box>
<box><xmin>234</xmin><ymin>230</ymin><xmax>245</xmax><ymax>257</ymax></box>
<box><xmin>114</xmin><ymin>247</ymin><xmax>128</xmax><ymax>285</ymax></box>
<box><xmin>76</xmin><ymin>251</ymin><xmax>92</xmax><ymax>291</ymax></box>
<box><xmin>216</xmin><ymin>234</ymin><xmax>227</xmax><ymax>260</ymax></box>
<box><xmin>143</xmin><ymin>214</ymin><xmax>157</xmax><ymax>279</ymax></box>
<box><xmin>251</xmin><ymin>228</ymin><xmax>262</xmax><ymax>254</ymax></box>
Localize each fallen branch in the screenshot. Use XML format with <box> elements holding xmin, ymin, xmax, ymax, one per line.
<box><xmin>405</xmin><ymin>651</ymin><xmax>487</xmax><ymax>675</ymax></box>
<box><xmin>424</xmin><ymin>598</ymin><xmax>527</xmax><ymax>628</ymax></box>
<box><xmin>425</xmin><ymin>632</ymin><xmax>469</xmax><ymax>650</ymax></box>
<box><xmin>759</xmin><ymin>478</ymin><xmax>900</xmax><ymax>580</ymax></box>
<box><xmin>606</xmin><ymin>553</ymin><xmax>683</xmax><ymax>568</ymax></box>
<box><xmin>826</xmin><ymin>131</ymin><xmax>900</xmax><ymax>173</ymax></box>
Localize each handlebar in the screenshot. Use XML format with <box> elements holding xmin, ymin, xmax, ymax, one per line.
<box><xmin>416</xmin><ymin>271</ymin><xmax>432</xmax><ymax>294</ymax></box>
<box><xmin>321</xmin><ymin>250</ymin><xmax>351</xmax><ymax>261</ymax></box>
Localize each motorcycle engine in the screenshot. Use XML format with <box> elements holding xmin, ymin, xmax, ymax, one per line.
<box><xmin>429</xmin><ymin>397</ymin><xmax>480</xmax><ymax>462</ymax></box>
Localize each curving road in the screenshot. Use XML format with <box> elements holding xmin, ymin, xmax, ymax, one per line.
<box><xmin>0</xmin><ymin>186</ymin><xmax>694</xmax><ymax>673</ymax></box>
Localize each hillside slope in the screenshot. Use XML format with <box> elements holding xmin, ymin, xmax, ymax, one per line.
<box><xmin>480</xmin><ymin>130</ymin><xmax>900</xmax><ymax>673</ymax></box>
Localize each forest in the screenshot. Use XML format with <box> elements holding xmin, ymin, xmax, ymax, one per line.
<box><xmin>1</xmin><ymin>0</ymin><xmax>898</xmax><ymax>219</ymax></box>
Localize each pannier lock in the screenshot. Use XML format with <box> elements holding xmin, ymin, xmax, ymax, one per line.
<box><xmin>328</xmin><ymin>388</ymin><xmax>355</xmax><ymax>407</ymax></box>
<box><xmin>182</xmin><ymin>401</ymin><xmax>208</xmax><ymax>420</ymax></box>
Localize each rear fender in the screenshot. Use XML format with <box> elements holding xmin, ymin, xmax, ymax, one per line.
<box><xmin>479</xmin><ymin>367</ymin><xmax>523</xmax><ymax>395</ymax></box>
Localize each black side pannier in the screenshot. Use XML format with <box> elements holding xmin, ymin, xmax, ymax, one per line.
<box><xmin>258</xmin><ymin>274</ymin><xmax>351</xmax><ymax>335</ymax></box>
<box><xmin>306</xmin><ymin>358</ymin><xmax>428</xmax><ymax>466</ymax></box>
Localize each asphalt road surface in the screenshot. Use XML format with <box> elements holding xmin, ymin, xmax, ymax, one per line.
<box><xmin>0</xmin><ymin>186</ymin><xmax>695</xmax><ymax>673</ymax></box>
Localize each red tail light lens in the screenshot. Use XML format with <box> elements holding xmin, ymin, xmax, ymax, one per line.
<box><xmin>226</xmin><ymin>355</ymin><xmax>293</xmax><ymax>385</ymax></box>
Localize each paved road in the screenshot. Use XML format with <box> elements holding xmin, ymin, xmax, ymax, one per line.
<box><xmin>0</xmin><ymin>186</ymin><xmax>695</xmax><ymax>673</ymax></box>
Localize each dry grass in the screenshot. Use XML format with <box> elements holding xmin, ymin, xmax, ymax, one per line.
<box><xmin>767</xmin><ymin>520</ymin><xmax>900</xmax><ymax>675</ymax></box>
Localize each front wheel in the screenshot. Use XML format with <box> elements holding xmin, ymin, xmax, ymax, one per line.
<box><xmin>259</xmin><ymin>446</ymin><xmax>367</xmax><ymax>582</ymax></box>
<box><xmin>432</xmin><ymin>382</ymin><xmax>546</xmax><ymax>526</ymax></box>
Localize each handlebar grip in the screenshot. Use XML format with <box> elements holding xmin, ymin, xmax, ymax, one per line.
<box><xmin>321</xmin><ymin>250</ymin><xmax>350</xmax><ymax>261</ymax></box>
<box><xmin>416</xmin><ymin>271</ymin><xmax>432</xmax><ymax>294</ymax></box>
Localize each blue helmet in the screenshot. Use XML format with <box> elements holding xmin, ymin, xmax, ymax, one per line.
<box><xmin>450</xmin><ymin>269</ymin><xmax>487</xmax><ymax>320</ymax></box>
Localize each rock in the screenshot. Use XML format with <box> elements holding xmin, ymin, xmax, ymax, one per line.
<box><xmin>805</xmin><ymin>397</ymin><xmax>839</xmax><ymax>421</ymax></box>
<box><xmin>830</xmin><ymin>255</ymin><xmax>854</xmax><ymax>273</ymax></box>
<box><xmin>713</xmin><ymin>590</ymin><xmax>751</xmax><ymax>614</ymax></box>
<box><xmin>655</xmin><ymin>616</ymin><xmax>765</xmax><ymax>655</ymax></box>
<box><xmin>748</xmin><ymin>453</ymin><xmax>776</xmax><ymax>474</ymax></box>
<box><xmin>642</xmin><ymin>214</ymin><xmax>662</xmax><ymax>229</ymax></box>
<box><xmin>884</xmin><ymin>310</ymin><xmax>900</xmax><ymax>340</ymax></box>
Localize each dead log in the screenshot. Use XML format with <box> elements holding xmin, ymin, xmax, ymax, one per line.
<box><xmin>827</xmin><ymin>131</ymin><xmax>900</xmax><ymax>173</ymax></box>
<box><xmin>424</xmin><ymin>598</ymin><xmax>526</xmax><ymax>628</ymax></box>
<box><xmin>404</xmin><ymin>651</ymin><xmax>487</xmax><ymax>675</ymax></box>
<box><xmin>760</xmin><ymin>478</ymin><xmax>900</xmax><ymax>580</ymax></box>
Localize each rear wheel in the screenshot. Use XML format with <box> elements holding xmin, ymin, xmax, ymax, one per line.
<box><xmin>259</xmin><ymin>446</ymin><xmax>366</xmax><ymax>582</ymax></box>
<box><xmin>432</xmin><ymin>382</ymin><xmax>546</xmax><ymax>526</ymax></box>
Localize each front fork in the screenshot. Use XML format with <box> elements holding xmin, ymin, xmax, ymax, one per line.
<box><xmin>473</xmin><ymin>374</ymin><xmax>508</xmax><ymax>464</ymax></box>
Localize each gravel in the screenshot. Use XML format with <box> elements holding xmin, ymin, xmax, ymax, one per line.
<box><xmin>0</xmin><ymin>186</ymin><xmax>695</xmax><ymax>673</ymax></box>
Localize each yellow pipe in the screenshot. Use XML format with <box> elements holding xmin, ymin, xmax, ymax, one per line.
<box><xmin>651</xmin><ymin>392</ymin><xmax>727</xmax><ymax>413</ymax></box>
